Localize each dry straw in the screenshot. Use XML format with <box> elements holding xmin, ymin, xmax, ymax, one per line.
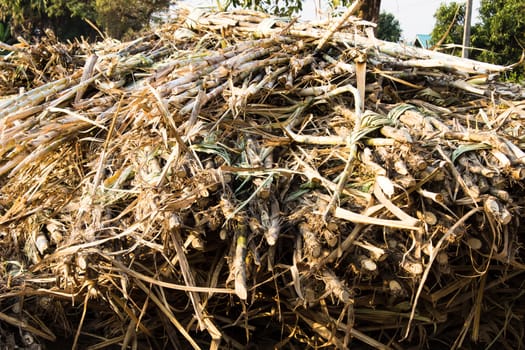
<box><xmin>0</xmin><ymin>4</ymin><xmax>524</xmax><ymax>349</ymax></box>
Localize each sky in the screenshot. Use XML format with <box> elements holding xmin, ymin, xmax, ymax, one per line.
<box><xmin>380</xmin><ymin>0</ymin><xmax>481</xmax><ymax>41</ymax></box>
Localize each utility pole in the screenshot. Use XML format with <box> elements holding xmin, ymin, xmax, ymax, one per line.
<box><xmin>462</xmin><ymin>0</ymin><xmax>473</xmax><ymax>58</ymax></box>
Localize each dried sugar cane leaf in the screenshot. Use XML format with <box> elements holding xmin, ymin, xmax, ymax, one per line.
<box><xmin>263</xmin><ymin>196</ymin><xmax>281</xmax><ymax>246</ymax></box>
<box><xmin>450</xmin><ymin>79</ymin><xmax>488</xmax><ymax>96</ymax></box>
<box><xmin>501</xmin><ymin>138</ymin><xmax>525</xmax><ymax>165</ymax></box>
<box><xmin>373</xmin><ymin>68</ymin><xmax>425</xmax><ymax>89</ymax></box>
<box><xmin>132</xmin><ymin>278</ymin><xmax>202</xmax><ymax>350</ymax></box>
<box><xmin>489</xmin><ymin>149</ymin><xmax>512</xmax><ymax>168</ymax></box>
<box><xmin>233</xmin><ymin>229</ymin><xmax>248</xmax><ymax>300</ymax></box>
<box><xmin>294</xmin><ymin>310</ymin><xmax>347</xmax><ymax>349</ymax></box>
<box><xmin>315</xmin><ymin>0</ymin><xmax>364</xmax><ymax>52</ymax></box>
<box><xmin>334</xmin><ymin>207</ymin><xmax>420</xmax><ymax>231</ymax></box>
<box><xmin>292</xmin><ymin>232</ymin><xmax>304</xmax><ymax>300</ymax></box>
<box><xmin>355</xmin><ymin>53</ymin><xmax>366</xmax><ymax>112</ymax></box>
<box><xmin>354</xmin><ymin>240</ymin><xmax>385</xmax><ymax>261</ymax></box>
<box><xmin>255</xmin><ymin>18</ymin><xmax>277</xmax><ymax>37</ymax></box>
<box><xmin>0</xmin><ymin>311</ymin><xmax>56</xmax><ymax>342</ymax></box>
<box><xmin>375</xmin><ymin>175</ymin><xmax>394</xmax><ymax>197</ymax></box>
<box><xmin>3</xmin><ymin>7</ymin><xmax>525</xmax><ymax>349</ymax></box>
<box><xmin>173</xmin><ymin>27</ymin><xmax>197</xmax><ymax>40</ymax></box>
<box><xmin>168</xmin><ymin>218</ymin><xmax>209</xmax><ymax>330</ymax></box>
<box><xmin>405</xmin><ymin>206</ymin><xmax>483</xmax><ymax>338</ymax></box>
<box><xmin>322</xmin><ymin>84</ymin><xmax>378</xmax><ymax>219</ymax></box>
<box><xmin>47</xmin><ymin>107</ymin><xmax>107</xmax><ymax>130</ymax></box>
<box><xmin>373</xmin><ymin>178</ymin><xmax>420</xmax><ymax>227</ymax></box>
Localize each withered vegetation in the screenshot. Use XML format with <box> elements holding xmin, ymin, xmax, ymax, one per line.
<box><xmin>0</xmin><ymin>5</ymin><xmax>524</xmax><ymax>350</ymax></box>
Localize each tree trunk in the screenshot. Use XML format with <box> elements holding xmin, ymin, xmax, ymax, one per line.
<box><xmin>359</xmin><ymin>0</ymin><xmax>381</xmax><ymax>24</ymax></box>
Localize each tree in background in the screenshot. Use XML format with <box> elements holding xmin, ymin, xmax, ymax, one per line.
<box><xmin>431</xmin><ymin>0</ymin><xmax>524</xmax><ymax>80</ymax></box>
<box><xmin>226</xmin><ymin>0</ymin><xmax>381</xmax><ymax>20</ymax></box>
<box><xmin>357</xmin><ymin>0</ymin><xmax>380</xmax><ymax>25</ymax></box>
<box><xmin>225</xmin><ymin>0</ymin><xmax>305</xmax><ymax>16</ymax></box>
<box><xmin>376</xmin><ymin>12</ymin><xmax>401</xmax><ymax>42</ymax></box>
<box><xmin>95</xmin><ymin>0</ymin><xmax>169</xmax><ymax>39</ymax></box>
<box><xmin>472</xmin><ymin>0</ymin><xmax>525</xmax><ymax>79</ymax></box>
<box><xmin>0</xmin><ymin>0</ymin><xmax>97</xmax><ymax>40</ymax></box>
<box><xmin>0</xmin><ymin>0</ymin><xmax>169</xmax><ymax>41</ymax></box>
<box><xmin>430</xmin><ymin>2</ymin><xmax>465</xmax><ymax>50</ymax></box>
<box><xmin>0</xmin><ymin>19</ymin><xmax>10</xmax><ymax>43</ymax></box>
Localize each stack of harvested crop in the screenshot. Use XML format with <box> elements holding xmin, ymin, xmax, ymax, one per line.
<box><xmin>0</xmin><ymin>3</ymin><xmax>524</xmax><ymax>349</ymax></box>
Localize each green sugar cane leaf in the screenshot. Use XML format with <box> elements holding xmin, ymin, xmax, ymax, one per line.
<box><xmin>387</xmin><ymin>103</ymin><xmax>417</xmax><ymax>122</ymax></box>
<box><xmin>191</xmin><ymin>143</ymin><xmax>231</xmax><ymax>165</ymax></box>
<box><xmin>284</xmin><ymin>188</ymin><xmax>310</xmax><ymax>203</ymax></box>
<box><xmin>415</xmin><ymin>87</ymin><xmax>446</xmax><ymax>106</ymax></box>
<box><xmin>451</xmin><ymin>143</ymin><xmax>492</xmax><ymax>163</ymax></box>
<box><xmin>0</xmin><ymin>22</ymin><xmax>10</xmax><ymax>42</ymax></box>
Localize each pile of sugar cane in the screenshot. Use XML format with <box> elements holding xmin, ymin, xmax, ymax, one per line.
<box><xmin>0</xmin><ymin>5</ymin><xmax>524</xmax><ymax>350</ymax></box>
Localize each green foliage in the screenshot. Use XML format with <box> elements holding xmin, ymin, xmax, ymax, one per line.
<box><xmin>431</xmin><ymin>0</ymin><xmax>525</xmax><ymax>80</ymax></box>
<box><xmin>472</xmin><ymin>0</ymin><xmax>525</xmax><ymax>77</ymax></box>
<box><xmin>47</xmin><ymin>0</ymin><xmax>96</xmax><ymax>18</ymax></box>
<box><xmin>95</xmin><ymin>0</ymin><xmax>169</xmax><ymax>39</ymax></box>
<box><xmin>0</xmin><ymin>0</ymin><xmax>39</xmax><ymax>23</ymax></box>
<box><xmin>0</xmin><ymin>21</ymin><xmax>10</xmax><ymax>42</ymax></box>
<box><xmin>0</xmin><ymin>0</ymin><xmax>97</xmax><ymax>39</ymax></box>
<box><xmin>0</xmin><ymin>0</ymin><xmax>168</xmax><ymax>40</ymax></box>
<box><xmin>225</xmin><ymin>0</ymin><xmax>381</xmax><ymax>20</ymax></box>
<box><xmin>227</xmin><ymin>0</ymin><xmax>356</xmax><ymax>16</ymax></box>
<box><xmin>376</xmin><ymin>12</ymin><xmax>401</xmax><ymax>42</ymax></box>
<box><xmin>231</xmin><ymin>0</ymin><xmax>303</xmax><ymax>16</ymax></box>
<box><xmin>0</xmin><ymin>0</ymin><xmax>91</xmax><ymax>22</ymax></box>
<box><xmin>430</xmin><ymin>2</ymin><xmax>465</xmax><ymax>47</ymax></box>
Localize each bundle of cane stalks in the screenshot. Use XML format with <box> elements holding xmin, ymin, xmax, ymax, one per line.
<box><xmin>0</xmin><ymin>4</ymin><xmax>524</xmax><ymax>349</ymax></box>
